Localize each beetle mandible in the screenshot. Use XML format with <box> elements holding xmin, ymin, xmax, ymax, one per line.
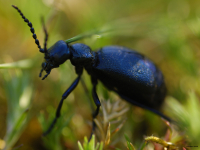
<box><xmin>12</xmin><ymin>5</ymin><xmax>171</xmax><ymax>136</ymax></box>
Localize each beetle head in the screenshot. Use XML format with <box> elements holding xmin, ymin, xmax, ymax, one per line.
<box><xmin>39</xmin><ymin>40</ymin><xmax>71</xmax><ymax>80</ymax></box>
<box><xmin>12</xmin><ymin>5</ymin><xmax>71</xmax><ymax>80</ymax></box>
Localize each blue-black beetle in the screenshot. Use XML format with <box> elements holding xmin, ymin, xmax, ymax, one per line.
<box><xmin>12</xmin><ymin>5</ymin><xmax>171</xmax><ymax>135</ymax></box>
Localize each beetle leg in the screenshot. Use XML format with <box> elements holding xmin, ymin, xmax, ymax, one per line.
<box><xmin>90</xmin><ymin>77</ymin><xmax>101</xmax><ymax>138</ymax></box>
<box><xmin>43</xmin><ymin>76</ymin><xmax>81</xmax><ymax>136</ymax></box>
<box><xmin>42</xmin><ymin>70</ymin><xmax>51</xmax><ymax>80</ymax></box>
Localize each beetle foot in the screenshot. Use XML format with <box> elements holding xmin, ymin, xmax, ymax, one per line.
<box><xmin>42</xmin><ymin>70</ymin><xmax>51</xmax><ymax>80</ymax></box>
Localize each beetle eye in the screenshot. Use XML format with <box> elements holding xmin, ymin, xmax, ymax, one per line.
<box><xmin>42</xmin><ymin>62</ymin><xmax>47</xmax><ymax>68</ymax></box>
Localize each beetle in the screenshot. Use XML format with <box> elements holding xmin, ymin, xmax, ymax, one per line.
<box><xmin>12</xmin><ymin>5</ymin><xmax>171</xmax><ymax>136</ymax></box>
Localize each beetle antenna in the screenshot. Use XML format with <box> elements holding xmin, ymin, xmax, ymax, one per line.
<box><xmin>12</xmin><ymin>5</ymin><xmax>45</xmax><ymax>53</ymax></box>
<box><xmin>41</xmin><ymin>17</ymin><xmax>48</xmax><ymax>54</ymax></box>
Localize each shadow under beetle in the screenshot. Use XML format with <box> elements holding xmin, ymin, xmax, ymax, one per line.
<box><xmin>12</xmin><ymin>5</ymin><xmax>171</xmax><ymax>136</ymax></box>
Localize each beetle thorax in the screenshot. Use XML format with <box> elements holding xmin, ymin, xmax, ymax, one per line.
<box><xmin>70</xmin><ymin>43</ymin><xmax>95</xmax><ymax>69</ymax></box>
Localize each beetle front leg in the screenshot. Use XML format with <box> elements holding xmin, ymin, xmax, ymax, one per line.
<box><xmin>90</xmin><ymin>77</ymin><xmax>101</xmax><ymax>137</ymax></box>
<box><xmin>43</xmin><ymin>75</ymin><xmax>81</xmax><ymax>136</ymax></box>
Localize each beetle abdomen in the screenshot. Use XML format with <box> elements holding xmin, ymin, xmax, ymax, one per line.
<box><xmin>92</xmin><ymin>46</ymin><xmax>166</xmax><ymax>109</ymax></box>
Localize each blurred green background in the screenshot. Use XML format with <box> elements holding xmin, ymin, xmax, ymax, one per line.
<box><xmin>0</xmin><ymin>0</ymin><xmax>200</xmax><ymax>149</ymax></box>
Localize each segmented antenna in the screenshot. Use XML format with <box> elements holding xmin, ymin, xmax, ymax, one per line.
<box><xmin>12</xmin><ymin>5</ymin><xmax>45</xmax><ymax>53</ymax></box>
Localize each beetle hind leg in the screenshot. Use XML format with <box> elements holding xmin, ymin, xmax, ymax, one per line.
<box><xmin>90</xmin><ymin>76</ymin><xmax>101</xmax><ymax>139</ymax></box>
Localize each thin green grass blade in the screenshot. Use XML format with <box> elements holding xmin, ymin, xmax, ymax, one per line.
<box><xmin>0</xmin><ymin>59</ymin><xmax>34</xmax><ymax>69</ymax></box>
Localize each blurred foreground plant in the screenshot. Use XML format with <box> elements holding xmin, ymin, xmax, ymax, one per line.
<box><xmin>38</xmin><ymin>107</ymin><xmax>72</xmax><ymax>150</ymax></box>
<box><xmin>145</xmin><ymin>121</ymin><xmax>187</xmax><ymax>150</ymax></box>
<box><xmin>165</xmin><ymin>92</ymin><xmax>200</xmax><ymax>147</ymax></box>
<box><xmin>78</xmin><ymin>135</ymin><xmax>103</xmax><ymax>150</ymax></box>
<box><xmin>125</xmin><ymin>135</ymin><xmax>136</xmax><ymax>150</ymax></box>
<box><xmin>1</xmin><ymin>69</ymin><xmax>33</xmax><ymax>150</ymax></box>
<box><xmin>94</xmin><ymin>99</ymin><xmax>129</xmax><ymax>149</ymax></box>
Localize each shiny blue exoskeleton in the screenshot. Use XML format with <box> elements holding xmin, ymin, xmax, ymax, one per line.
<box><xmin>40</xmin><ymin>40</ymin><xmax>169</xmax><ymax>135</ymax></box>
<box><xmin>12</xmin><ymin>5</ymin><xmax>170</xmax><ymax>136</ymax></box>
